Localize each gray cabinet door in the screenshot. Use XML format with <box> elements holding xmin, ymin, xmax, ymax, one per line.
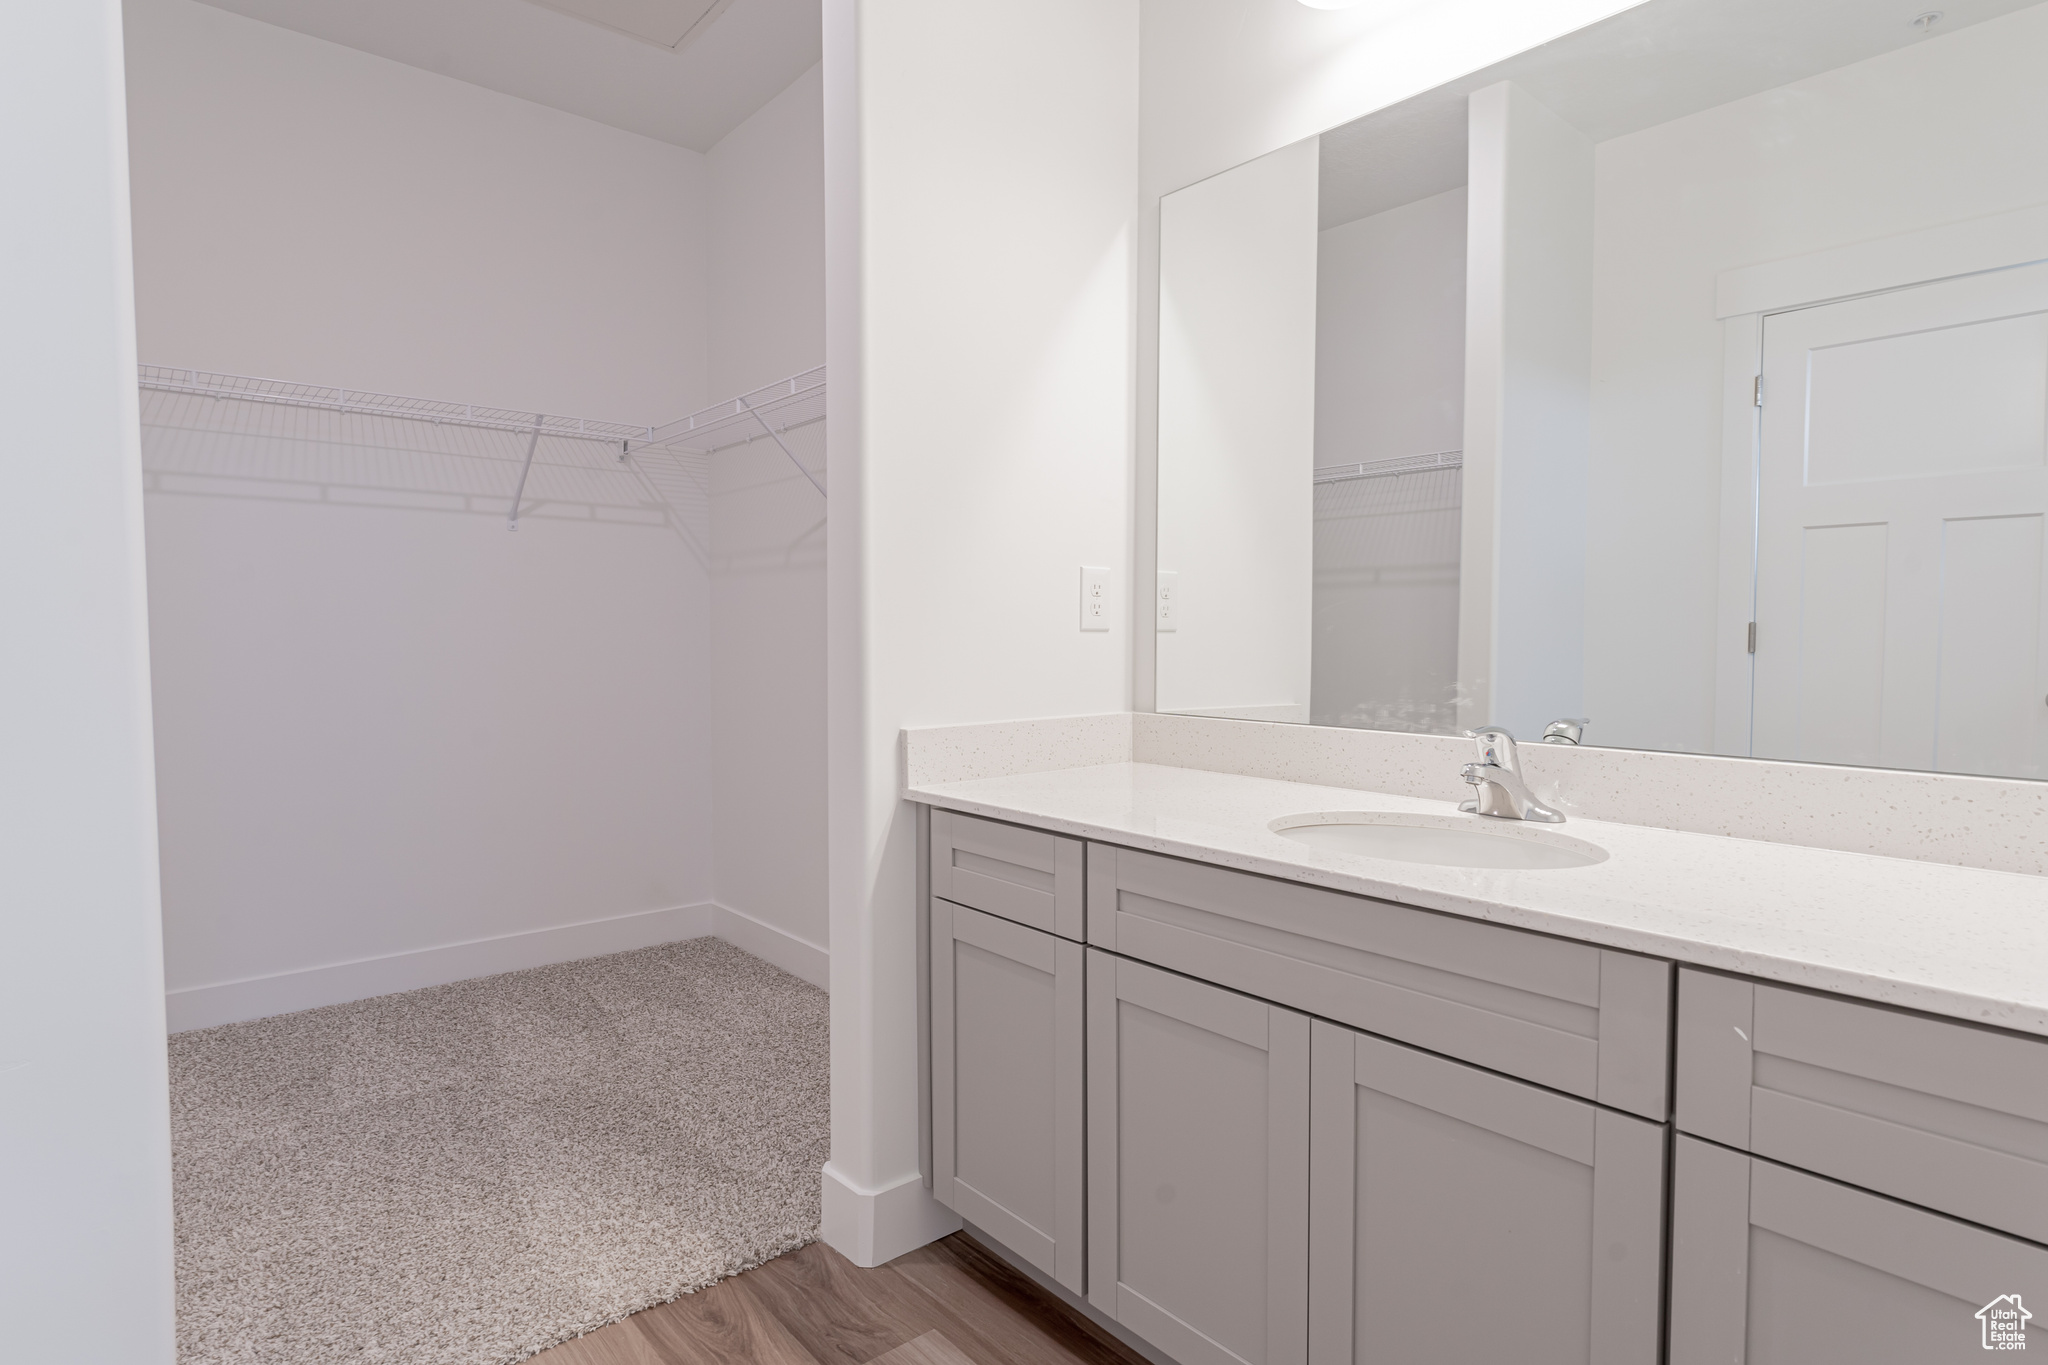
<box><xmin>930</xmin><ymin>899</ymin><xmax>1085</xmax><ymax>1292</ymax></box>
<box><xmin>1088</xmin><ymin>949</ymin><xmax>1311</xmax><ymax>1365</ymax></box>
<box><xmin>1677</xmin><ymin>968</ymin><xmax>2048</xmax><ymax>1242</ymax></box>
<box><xmin>1088</xmin><ymin>842</ymin><xmax>1672</xmax><ymax>1118</ymax></box>
<box><xmin>1670</xmin><ymin>1135</ymin><xmax>2048</xmax><ymax>1365</ymax></box>
<box><xmin>1307</xmin><ymin>1020</ymin><xmax>1665</xmax><ymax>1365</ymax></box>
<box><xmin>931</xmin><ymin>808</ymin><xmax>1085</xmax><ymax>939</ymax></box>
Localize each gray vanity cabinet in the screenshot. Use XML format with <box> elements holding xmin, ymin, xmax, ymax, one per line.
<box><xmin>1087</xmin><ymin>948</ymin><xmax>1311</xmax><ymax>1365</ymax></box>
<box><xmin>1088</xmin><ymin>843</ymin><xmax>1673</xmax><ymax>1119</ymax></box>
<box><xmin>920</xmin><ymin>807</ymin><xmax>2048</xmax><ymax>1365</ymax></box>
<box><xmin>931</xmin><ymin>808</ymin><xmax>1085</xmax><ymax>939</ymax></box>
<box><xmin>1669</xmin><ymin>1136</ymin><xmax>2048</xmax><ymax>1363</ymax></box>
<box><xmin>1307</xmin><ymin>1020</ymin><xmax>1666</xmax><ymax>1365</ymax></box>
<box><xmin>929</xmin><ymin>897</ymin><xmax>1086</xmax><ymax>1292</ymax></box>
<box><xmin>1671</xmin><ymin>969</ymin><xmax>2048</xmax><ymax>1363</ymax></box>
<box><xmin>1677</xmin><ymin>967</ymin><xmax>2048</xmax><ymax>1244</ymax></box>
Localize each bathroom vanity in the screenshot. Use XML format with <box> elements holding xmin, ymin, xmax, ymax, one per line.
<box><xmin>914</xmin><ymin>3</ymin><xmax>2048</xmax><ymax>1350</ymax></box>
<box><xmin>912</xmin><ymin>758</ymin><xmax>2048</xmax><ymax>1365</ymax></box>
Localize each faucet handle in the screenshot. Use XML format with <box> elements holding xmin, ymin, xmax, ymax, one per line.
<box><xmin>1461</xmin><ymin>725</ymin><xmax>1519</xmax><ymax>772</ymax></box>
<box><xmin>1540</xmin><ymin>718</ymin><xmax>1591</xmax><ymax>745</ymax></box>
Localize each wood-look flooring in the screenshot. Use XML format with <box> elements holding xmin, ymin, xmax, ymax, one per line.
<box><xmin>528</xmin><ymin>1234</ymin><xmax>1150</xmax><ymax>1365</ymax></box>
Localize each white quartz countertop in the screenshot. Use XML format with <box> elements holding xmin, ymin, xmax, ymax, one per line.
<box><xmin>905</xmin><ymin>761</ymin><xmax>2048</xmax><ymax>1037</ymax></box>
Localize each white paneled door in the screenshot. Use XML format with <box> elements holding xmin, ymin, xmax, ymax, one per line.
<box><xmin>1754</xmin><ymin>261</ymin><xmax>2048</xmax><ymax>778</ymax></box>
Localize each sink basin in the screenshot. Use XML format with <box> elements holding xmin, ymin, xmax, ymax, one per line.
<box><xmin>1270</xmin><ymin>812</ymin><xmax>1608</xmax><ymax>870</ymax></box>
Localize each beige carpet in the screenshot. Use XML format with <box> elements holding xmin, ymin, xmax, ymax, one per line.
<box><xmin>169</xmin><ymin>938</ymin><xmax>829</xmax><ymax>1365</ymax></box>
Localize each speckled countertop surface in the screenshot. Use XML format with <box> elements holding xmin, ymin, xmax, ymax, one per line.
<box><xmin>906</xmin><ymin>761</ymin><xmax>2048</xmax><ymax>1037</ymax></box>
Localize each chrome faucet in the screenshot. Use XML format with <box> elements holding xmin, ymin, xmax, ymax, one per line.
<box><xmin>1460</xmin><ymin>726</ymin><xmax>1565</xmax><ymax>823</ymax></box>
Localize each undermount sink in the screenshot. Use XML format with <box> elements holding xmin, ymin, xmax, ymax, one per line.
<box><xmin>1270</xmin><ymin>811</ymin><xmax>1609</xmax><ymax>870</ymax></box>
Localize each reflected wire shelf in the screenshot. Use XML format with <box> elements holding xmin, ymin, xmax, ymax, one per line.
<box><xmin>1313</xmin><ymin>450</ymin><xmax>1463</xmax><ymax>485</ymax></box>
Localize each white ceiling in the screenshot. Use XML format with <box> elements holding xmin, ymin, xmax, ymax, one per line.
<box><xmin>1318</xmin><ymin>0</ymin><xmax>2047</xmax><ymax>229</ymax></box>
<box><xmin>194</xmin><ymin>0</ymin><xmax>821</xmax><ymax>152</ymax></box>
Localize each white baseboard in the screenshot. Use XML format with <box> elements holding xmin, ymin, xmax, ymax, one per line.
<box><xmin>167</xmin><ymin>901</ymin><xmax>829</xmax><ymax>1032</ymax></box>
<box><xmin>714</xmin><ymin>903</ymin><xmax>829</xmax><ymax>991</ymax></box>
<box><xmin>820</xmin><ymin>1163</ymin><xmax>961</xmax><ymax>1268</ymax></box>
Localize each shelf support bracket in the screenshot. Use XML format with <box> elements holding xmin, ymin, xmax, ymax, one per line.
<box><xmin>507</xmin><ymin>414</ymin><xmax>543</xmax><ymax>530</ymax></box>
<box><xmin>738</xmin><ymin>395</ymin><xmax>824</xmax><ymax>497</ymax></box>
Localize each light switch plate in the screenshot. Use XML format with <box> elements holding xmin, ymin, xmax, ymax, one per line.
<box><xmin>1156</xmin><ymin>570</ymin><xmax>1178</xmax><ymax>632</ymax></box>
<box><xmin>1080</xmin><ymin>566</ymin><xmax>1111</xmax><ymax>631</ymax></box>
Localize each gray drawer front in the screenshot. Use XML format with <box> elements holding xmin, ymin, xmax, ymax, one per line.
<box><xmin>1670</xmin><ymin>1137</ymin><xmax>2048</xmax><ymax>1365</ymax></box>
<box><xmin>1088</xmin><ymin>843</ymin><xmax>1672</xmax><ymax>1119</ymax></box>
<box><xmin>1677</xmin><ymin>967</ymin><xmax>2048</xmax><ymax>1243</ymax></box>
<box><xmin>931</xmin><ymin>809</ymin><xmax>1084</xmax><ymax>939</ymax></box>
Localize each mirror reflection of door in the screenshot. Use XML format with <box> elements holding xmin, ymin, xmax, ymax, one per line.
<box><xmin>1753</xmin><ymin>260</ymin><xmax>2048</xmax><ymax>778</ymax></box>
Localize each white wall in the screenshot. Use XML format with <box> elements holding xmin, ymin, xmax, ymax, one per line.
<box><xmin>706</xmin><ymin>65</ymin><xmax>830</xmax><ymax>970</ymax></box>
<box><xmin>709</xmin><ymin>65</ymin><xmax>827</xmax><ymax>401</ymax></box>
<box><xmin>0</xmin><ymin>1</ymin><xmax>177</xmax><ymax>1358</ymax></box>
<box><xmin>1586</xmin><ymin>3</ymin><xmax>2048</xmax><ymax>754</ymax></box>
<box><xmin>1315</xmin><ymin>187</ymin><xmax>1467</xmax><ymax>467</ymax></box>
<box><xmin>1156</xmin><ymin>138</ymin><xmax>1321</xmax><ymax>721</ymax></box>
<box><xmin>125</xmin><ymin>0</ymin><xmax>722</xmax><ymax>1027</ymax></box>
<box><xmin>825</xmin><ymin>0</ymin><xmax>1138</xmax><ymax>1264</ymax></box>
<box><xmin>124</xmin><ymin>0</ymin><xmax>708</xmax><ymax>418</ymax></box>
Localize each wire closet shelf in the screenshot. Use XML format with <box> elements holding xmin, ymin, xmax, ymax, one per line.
<box><xmin>640</xmin><ymin>367</ymin><xmax>825</xmax><ymax>496</ymax></box>
<box><xmin>137</xmin><ymin>364</ymin><xmax>828</xmax><ymax>525</ymax></box>
<box><xmin>1313</xmin><ymin>449</ymin><xmax>1463</xmax><ymax>485</ymax></box>
<box><xmin>137</xmin><ymin>366</ymin><xmax>656</xmax><ymax>446</ymax></box>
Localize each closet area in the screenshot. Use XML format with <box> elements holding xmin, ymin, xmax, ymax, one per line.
<box><xmin>1310</xmin><ymin>171</ymin><xmax>1467</xmax><ymax>734</ymax></box>
<box><xmin>1154</xmin><ymin>135</ymin><xmax>1471</xmax><ymax>733</ymax></box>
<box><xmin>120</xmin><ymin>0</ymin><xmax>834</xmax><ymax>1359</ymax></box>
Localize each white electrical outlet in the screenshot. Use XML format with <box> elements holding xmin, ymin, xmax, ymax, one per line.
<box><xmin>1080</xmin><ymin>566</ymin><xmax>1112</xmax><ymax>631</ymax></box>
<box><xmin>1157</xmin><ymin>571</ymin><xmax>1178</xmax><ymax>632</ymax></box>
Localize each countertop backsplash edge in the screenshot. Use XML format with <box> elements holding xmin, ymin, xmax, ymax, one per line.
<box><xmin>902</xmin><ymin>762</ymin><xmax>2048</xmax><ymax>1037</ymax></box>
<box><xmin>902</xmin><ymin>712</ymin><xmax>2048</xmax><ymax>876</ymax></box>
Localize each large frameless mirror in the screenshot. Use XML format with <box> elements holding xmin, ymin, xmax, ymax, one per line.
<box><xmin>1154</xmin><ymin>0</ymin><xmax>2048</xmax><ymax>780</ymax></box>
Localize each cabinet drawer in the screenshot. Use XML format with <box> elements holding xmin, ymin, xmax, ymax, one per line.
<box><xmin>1670</xmin><ymin>1136</ymin><xmax>2048</xmax><ymax>1365</ymax></box>
<box><xmin>1677</xmin><ymin>968</ymin><xmax>2048</xmax><ymax>1243</ymax></box>
<box><xmin>930</xmin><ymin>809</ymin><xmax>1084</xmax><ymax>939</ymax></box>
<box><xmin>1087</xmin><ymin>844</ymin><xmax>1672</xmax><ymax>1118</ymax></box>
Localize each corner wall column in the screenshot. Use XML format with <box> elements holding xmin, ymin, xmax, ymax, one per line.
<box><xmin>1460</xmin><ymin>80</ymin><xmax>1593</xmax><ymax>736</ymax></box>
